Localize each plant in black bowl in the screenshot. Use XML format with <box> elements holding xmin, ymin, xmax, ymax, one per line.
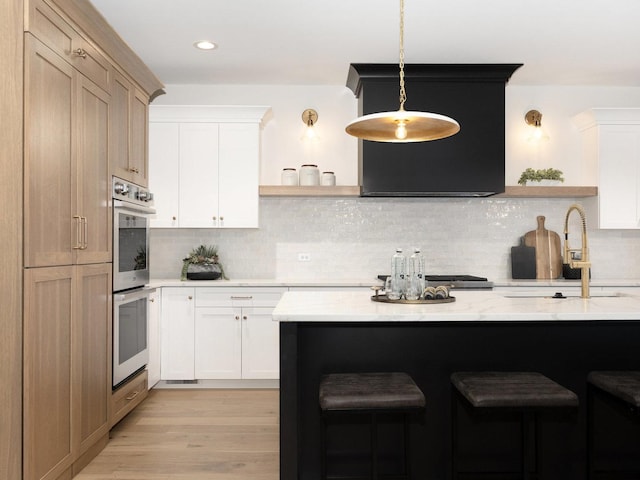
<box><xmin>181</xmin><ymin>244</ymin><xmax>227</xmax><ymax>281</ymax></box>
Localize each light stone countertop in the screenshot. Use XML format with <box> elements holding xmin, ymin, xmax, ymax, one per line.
<box><xmin>272</xmin><ymin>289</ymin><xmax>640</xmax><ymax>323</ymax></box>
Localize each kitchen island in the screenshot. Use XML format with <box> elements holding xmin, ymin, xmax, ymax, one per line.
<box><xmin>274</xmin><ymin>289</ymin><xmax>640</xmax><ymax>480</ymax></box>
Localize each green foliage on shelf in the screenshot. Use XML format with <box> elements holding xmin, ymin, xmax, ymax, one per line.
<box><xmin>518</xmin><ymin>168</ymin><xmax>565</xmax><ymax>185</ymax></box>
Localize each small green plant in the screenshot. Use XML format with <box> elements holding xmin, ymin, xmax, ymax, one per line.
<box><xmin>518</xmin><ymin>168</ymin><xmax>564</xmax><ymax>185</ymax></box>
<box><xmin>181</xmin><ymin>244</ymin><xmax>227</xmax><ymax>280</ymax></box>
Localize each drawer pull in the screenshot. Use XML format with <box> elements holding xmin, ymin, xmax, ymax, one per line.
<box><xmin>230</xmin><ymin>296</ymin><xmax>253</xmax><ymax>300</ymax></box>
<box><xmin>73</xmin><ymin>48</ymin><xmax>87</xmax><ymax>59</ymax></box>
<box><xmin>125</xmin><ymin>390</ymin><xmax>139</xmax><ymax>401</ymax></box>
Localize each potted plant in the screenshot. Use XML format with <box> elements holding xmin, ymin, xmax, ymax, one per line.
<box><xmin>518</xmin><ymin>167</ymin><xmax>565</xmax><ymax>186</ymax></box>
<box><xmin>181</xmin><ymin>244</ymin><xmax>227</xmax><ymax>281</ymax></box>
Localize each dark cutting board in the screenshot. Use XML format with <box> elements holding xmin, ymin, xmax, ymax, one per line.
<box><xmin>523</xmin><ymin>215</ymin><xmax>562</xmax><ymax>279</ymax></box>
<box><xmin>511</xmin><ymin>236</ymin><xmax>536</xmax><ymax>279</ymax></box>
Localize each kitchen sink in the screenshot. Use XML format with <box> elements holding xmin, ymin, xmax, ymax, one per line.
<box><xmin>503</xmin><ymin>291</ymin><xmax>624</xmax><ymax>299</ymax></box>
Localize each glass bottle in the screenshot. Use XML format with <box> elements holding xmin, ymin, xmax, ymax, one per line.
<box><xmin>389</xmin><ymin>248</ymin><xmax>406</xmax><ymax>300</ymax></box>
<box><xmin>406</xmin><ymin>248</ymin><xmax>426</xmax><ymax>300</ymax></box>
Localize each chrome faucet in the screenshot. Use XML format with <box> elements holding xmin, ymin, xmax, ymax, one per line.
<box><xmin>563</xmin><ymin>203</ymin><xmax>591</xmax><ymax>298</ymax></box>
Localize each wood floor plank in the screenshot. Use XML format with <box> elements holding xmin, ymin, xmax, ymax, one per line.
<box><xmin>74</xmin><ymin>389</ymin><xmax>280</xmax><ymax>480</ymax></box>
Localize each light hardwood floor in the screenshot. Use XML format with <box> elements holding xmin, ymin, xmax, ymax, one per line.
<box><xmin>74</xmin><ymin>388</ymin><xmax>279</xmax><ymax>480</ymax></box>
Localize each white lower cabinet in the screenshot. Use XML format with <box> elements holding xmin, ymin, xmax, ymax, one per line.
<box><xmin>160</xmin><ymin>287</ymin><xmax>195</xmax><ymax>380</ymax></box>
<box><xmin>160</xmin><ymin>286</ymin><xmax>284</xmax><ymax>381</ymax></box>
<box><xmin>147</xmin><ymin>288</ymin><xmax>161</xmax><ymax>388</ymax></box>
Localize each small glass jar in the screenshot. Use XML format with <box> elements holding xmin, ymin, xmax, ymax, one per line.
<box><xmin>281</xmin><ymin>168</ymin><xmax>298</xmax><ymax>186</ymax></box>
<box><xmin>299</xmin><ymin>164</ymin><xmax>320</xmax><ymax>186</ymax></box>
<box><xmin>321</xmin><ymin>171</ymin><xmax>336</xmax><ymax>186</ymax></box>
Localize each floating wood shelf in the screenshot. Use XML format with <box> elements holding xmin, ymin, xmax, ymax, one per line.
<box><xmin>498</xmin><ymin>186</ymin><xmax>598</xmax><ymax>198</ymax></box>
<box><xmin>259</xmin><ymin>185</ymin><xmax>361</xmax><ymax>196</ymax></box>
<box><xmin>259</xmin><ymin>185</ymin><xmax>598</xmax><ymax>198</ymax></box>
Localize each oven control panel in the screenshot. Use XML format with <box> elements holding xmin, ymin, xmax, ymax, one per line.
<box><xmin>112</xmin><ymin>177</ymin><xmax>154</xmax><ymax>208</ymax></box>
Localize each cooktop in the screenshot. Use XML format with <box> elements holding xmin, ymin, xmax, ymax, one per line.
<box><xmin>377</xmin><ymin>274</ymin><xmax>493</xmax><ymax>289</ymax></box>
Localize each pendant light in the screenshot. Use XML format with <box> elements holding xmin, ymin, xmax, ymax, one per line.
<box><xmin>345</xmin><ymin>0</ymin><xmax>460</xmax><ymax>143</ymax></box>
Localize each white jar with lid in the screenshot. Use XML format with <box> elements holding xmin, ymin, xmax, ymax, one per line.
<box><xmin>281</xmin><ymin>168</ymin><xmax>298</xmax><ymax>186</ymax></box>
<box><xmin>321</xmin><ymin>171</ymin><xmax>336</xmax><ymax>186</ymax></box>
<box><xmin>299</xmin><ymin>164</ymin><xmax>320</xmax><ymax>186</ymax></box>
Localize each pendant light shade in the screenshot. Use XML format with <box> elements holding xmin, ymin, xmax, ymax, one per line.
<box><xmin>346</xmin><ymin>109</ymin><xmax>459</xmax><ymax>142</ymax></box>
<box><xmin>346</xmin><ymin>0</ymin><xmax>460</xmax><ymax>143</ymax></box>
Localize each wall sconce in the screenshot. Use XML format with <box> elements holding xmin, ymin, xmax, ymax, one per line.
<box><xmin>525</xmin><ymin>109</ymin><xmax>550</xmax><ymax>142</ymax></box>
<box><xmin>301</xmin><ymin>108</ymin><xmax>319</xmax><ymax>141</ymax></box>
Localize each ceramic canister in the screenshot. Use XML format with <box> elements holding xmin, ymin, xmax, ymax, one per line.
<box><xmin>299</xmin><ymin>164</ymin><xmax>320</xmax><ymax>186</ymax></box>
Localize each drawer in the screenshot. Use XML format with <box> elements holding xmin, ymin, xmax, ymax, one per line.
<box><xmin>196</xmin><ymin>287</ymin><xmax>286</xmax><ymax>308</ymax></box>
<box><xmin>28</xmin><ymin>0</ymin><xmax>110</xmax><ymax>92</ymax></box>
<box><xmin>110</xmin><ymin>370</ymin><xmax>148</xmax><ymax>427</ymax></box>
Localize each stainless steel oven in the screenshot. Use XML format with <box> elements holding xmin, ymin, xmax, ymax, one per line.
<box><xmin>113</xmin><ymin>287</ymin><xmax>154</xmax><ymax>388</ymax></box>
<box><xmin>112</xmin><ymin>177</ymin><xmax>155</xmax><ymax>388</ymax></box>
<box><xmin>112</xmin><ymin>177</ymin><xmax>154</xmax><ymax>292</ymax></box>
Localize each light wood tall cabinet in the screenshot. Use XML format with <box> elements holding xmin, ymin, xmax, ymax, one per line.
<box><xmin>18</xmin><ymin>0</ymin><xmax>164</xmax><ymax>479</ymax></box>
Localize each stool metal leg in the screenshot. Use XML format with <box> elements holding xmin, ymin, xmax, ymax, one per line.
<box><xmin>451</xmin><ymin>387</ymin><xmax>459</xmax><ymax>480</ymax></box>
<box><xmin>404</xmin><ymin>412</ymin><xmax>411</xmax><ymax>480</ymax></box>
<box><xmin>321</xmin><ymin>412</ymin><xmax>327</xmax><ymax>480</ymax></box>
<box><xmin>371</xmin><ymin>412</ymin><xmax>378</xmax><ymax>480</ymax></box>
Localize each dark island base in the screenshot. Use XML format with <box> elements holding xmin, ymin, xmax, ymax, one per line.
<box><xmin>280</xmin><ymin>321</ymin><xmax>640</xmax><ymax>480</ymax></box>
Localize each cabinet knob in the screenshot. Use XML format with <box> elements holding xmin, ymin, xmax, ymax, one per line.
<box><xmin>72</xmin><ymin>48</ymin><xmax>87</xmax><ymax>59</ymax></box>
<box><xmin>212</xmin><ymin>216</ymin><xmax>217</xmax><ymax>221</ymax></box>
<box><xmin>242</xmin><ymin>315</ymin><xmax>247</xmax><ymax>320</ymax></box>
<box><xmin>235</xmin><ymin>315</ymin><xmax>240</xmax><ymax>320</ymax></box>
<box><xmin>149</xmin><ymin>298</ymin><xmax>155</xmax><ymax>303</ymax></box>
<box><xmin>188</xmin><ymin>296</ymin><xmax>193</xmax><ymax>300</ymax></box>
<box><xmin>172</xmin><ymin>216</ymin><xmax>177</xmax><ymax>221</ymax></box>
<box><xmin>220</xmin><ymin>216</ymin><xmax>224</xmax><ymax>221</ymax></box>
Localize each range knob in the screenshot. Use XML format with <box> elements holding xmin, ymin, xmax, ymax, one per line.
<box><xmin>114</xmin><ymin>182</ymin><xmax>129</xmax><ymax>195</ymax></box>
<box><xmin>137</xmin><ymin>191</ymin><xmax>150</xmax><ymax>201</ymax></box>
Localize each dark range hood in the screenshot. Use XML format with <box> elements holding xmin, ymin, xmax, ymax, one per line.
<box><xmin>346</xmin><ymin>64</ymin><xmax>522</xmax><ymax>197</ymax></box>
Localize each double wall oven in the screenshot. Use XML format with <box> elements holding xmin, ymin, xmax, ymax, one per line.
<box><xmin>112</xmin><ymin>177</ymin><xmax>155</xmax><ymax>389</ymax></box>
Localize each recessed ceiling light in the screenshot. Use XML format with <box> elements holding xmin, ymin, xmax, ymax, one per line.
<box><xmin>194</xmin><ymin>40</ymin><xmax>217</xmax><ymax>51</ymax></box>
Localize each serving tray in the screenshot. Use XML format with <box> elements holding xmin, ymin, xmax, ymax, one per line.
<box><xmin>371</xmin><ymin>294</ymin><xmax>455</xmax><ymax>304</ymax></box>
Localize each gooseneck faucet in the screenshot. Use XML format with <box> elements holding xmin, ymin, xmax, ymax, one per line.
<box><xmin>563</xmin><ymin>203</ymin><xmax>591</xmax><ymax>298</ymax></box>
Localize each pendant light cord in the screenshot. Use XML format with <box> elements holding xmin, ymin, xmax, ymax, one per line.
<box><xmin>398</xmin><ymin>0</ymin><xmax>406</xmax><ymax>111</ymax></box>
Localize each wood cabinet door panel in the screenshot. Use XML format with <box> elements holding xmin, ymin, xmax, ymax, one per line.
<box><xmin>76</xmin><ymin>264</ymin><xmax>111</xmax><ymax>454</ymax></box>
<box><xmin>110</xmin><ymin>71</ymin><xmax>131</xmax><ymax>181</ymax></box>
<box><xmin>23</xmin><ymin>266</ymin><xmax>75</xmax><ymax>480</ymax></box>
<box><xmin>24</xmin><ymin>37</ymin><xmax>75</xmax><ymax>267</ymax></box>
<box><xmin>75</xmin><ymin>75</ymin><xmax>111</xmax><ymax>264</ymax></box>
<box><xmin>130</xmin><ymin>89</ymin><xmax>149</xmax><ymax>186</ymax></box>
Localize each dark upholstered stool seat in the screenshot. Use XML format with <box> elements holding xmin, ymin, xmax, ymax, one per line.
<box><xmin>587</xmin><ymin>371</ymin><xmax>640</xmax><ymax>479</ymax></box>
<box><xmin>320</xmin><ymin>372</ymin><xmax>426</xmax><ymax>411</ymax></box>
<box><xmin>451</xmin><ymin>372</ymin><xmax>578</xmax><ymax>480</ymax></box>
<box><xmin>588</xmin><ymin>371</ymin><xmax>640</xmax><ymax>408</ymax></box>
<box><xmin>319</xmin><ymin>372</ymin><xmax>425</xmax><ymax>480</ymax></box>
<box><xmin>451</xmin><ymin>371</ymin><xmax>579</xmax><ymax>409</ymax></box>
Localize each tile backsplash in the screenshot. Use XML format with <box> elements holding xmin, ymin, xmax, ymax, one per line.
<box><xmin>151</xmin><ymin>196</ymin><xmax>639</xmax><ymax>281</ymax></box>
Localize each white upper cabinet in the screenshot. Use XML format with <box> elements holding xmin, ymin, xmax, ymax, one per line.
<box><xmin>573</xmin><ymin>108</ymin><xmax>640</xmax><ymax>229</ymax></box>
<box><xmin>149</xmin><ymin>105</ymin><xmax>270</xmax><ymax>228</ymax></box>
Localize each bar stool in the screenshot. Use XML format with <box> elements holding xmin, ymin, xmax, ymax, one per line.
<box><xmin>587</xmin><ymin>371</ymin><xmax>640</xmax><ymax>479</ymax></box>
<box><xmin>451</xmin><ymin>371</ymin><xmax>578</xmax><ymax>480</ymax></box>
<box><xmin>319</xmin><ymin>372</ymin><xmax>425</xmax><ymax>480</ymax></box>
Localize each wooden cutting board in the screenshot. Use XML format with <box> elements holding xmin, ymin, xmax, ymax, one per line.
<box><xmin>523</xmin><ymin>215</ymin><xmax>562</xmax><ymax>279</ymax></box>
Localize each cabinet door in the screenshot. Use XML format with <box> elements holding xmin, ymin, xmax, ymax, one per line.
<box><xmin>23</xmin><ymin>266</ymin><xmax>75</xmax><ymax>480</ymax></box>
<box><xmin>75</xmin><ymin>264</ymin><xmax>111</xmax><ymax>455</ymax></box>
<box><xmin>218</xmin><ymin>123</ymin><xmax>260</xmax><ymax>228</ymax></box>
<box><xmin>160</xmin><ymin>288</ymin><xmax>195</xmax><ymax>380</ymax></box>
<box><xmin>194</xmin><ymin>307</ymin><xmax>242</xmax><ymax>379</ymax></box>
<box><xmin>242</xmin><ymin>307</ymin><xmax>280</xmax><ymax>379</ymax></box>
<box><xmin>147</xmin><ymin>289</ymin><xmax>161</xmax><ymax>388</ymax></box>
<box><xmin>75</xmin><ymin>75</ymin><xmax>111</xmax><ymax>264</ymax></box>
<box><xmin>149</xmin><ymin>122</ymin><xmax>180</xmax><ymax>227</ymax></box>
<box><xmin>24</xmin><ymin>36</ymin><xmax>75</xmax><ymax>267</ymax></box>
<box><xmin>598</xmin><ymin>125</ymin><xmax>640</xmax><ymax>228</ymax></box>
<box><xmin>178</xmin><ymin>123</ymin><xmax>220</xmax><ymax>227</ymax></box>
<box><xmin>110</xmin><ymin>70</ymin><xmax>131</xmax><ymax>181</ymax></box>
<box><xmin>130</xmin><ymin>88</ymin><xmax>149</xmax><ymax>186</ymax></box>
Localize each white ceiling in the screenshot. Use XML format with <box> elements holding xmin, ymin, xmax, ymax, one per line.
<box><xmin>90</xmin><ymin>0</ymin><xmax>640</xmax><ymax>87</ymax></box>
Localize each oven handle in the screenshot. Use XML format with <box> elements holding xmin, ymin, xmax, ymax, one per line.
<box><xmin>114</xmin><ymin>287</ymin><xmax>156</xmax><ymax>304</ymax></box>
<box><xmin>113</xmin><ymin>199</ymin><xmax>156</xmax><ymax>215</ymax></box>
